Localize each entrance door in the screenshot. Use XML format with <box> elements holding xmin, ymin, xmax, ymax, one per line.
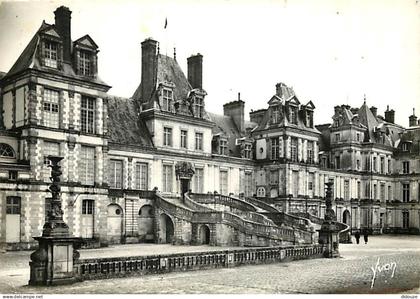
<box><xmin>343</xmin><ymin>210</ymin><xmax>351</xmax><ymax>225</ymax></box>
<box><xmin>180</xmin><ymin>179</ymin><xmax>190</xmax><ymax>198</ymax></box>
<box><xmin>107</xmin><ymin>204</ymin><xmax>123</xmax><ymax>244</ymax></box>
<box><xmin>199</xmin><ymin>225</ymin><xmax>210</xmax><ymax>245</ymax></box>
<box><xmin>81</xmin><ymin>199</ymin><xmax>94</xmax><ymax>238</ymax></box>
<box><xmin>159</xmin><ymin>214</ymin><xmax>174</xmax><ymax>244</ymax></box>
<box><xmin>6</xmin><ymin>197</ymin><xmax>20</xmax><ymax>243</ymax></box>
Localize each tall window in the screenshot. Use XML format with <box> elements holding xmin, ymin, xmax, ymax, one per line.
<box><xmin>78</xmin><ymin>50</ymin><xmax>91</xmax><ymax>76</ymax></box>
<box><xmin>357</xmin><ymin>181</ymin><xmax>361</xmax><ymax>199</ymax></box>
<box><xmin>163</xmin><ymin>127</ymin><xmax>172</xmax><ymax>146</ymax></box>
<box><xmin>380</xmin><ymin>184</ymin><xmax>385</xmax><ymax>201</ymax></box>
<box><xmin>335</xmin><ymin>133</ymin><xmax>340</xmax><ymax>142</ymax></box>
<box><xmin>272</xmin><ymin>106</ymin><xmax>280</xmax><ymax>123</ymax></box>
<box><xmin>402</xmin><ymin>211</ymin><xmax>409</xmax><ymax>229</ymax></box>
<box><xmin>219</xmin><ymin>139</ymin><xmax>228</xmax><ymax>155</ymax></box>
<box><xmin>195</xmin><ymin>133</ymin><xmax>203</xmax><ymax>151</ymax></box>
<box><xmin>43</xmin><ymin>89</ymin><xmax>59</xmax><ymax>128</ymax></box>
<box><xmin>43</xmin><ymin>141</ymin><xmax>60</xmax><ymax>181</ymax></box>
<box><xmin>335</xmin><ymin>156</ymin><xmax>341</xmax><ymax>169</ymax></box>
<box><xmin>243</xmin><ymin>143</ymin><xmax>252</xmax><ymax>159</ymax></box>
<box><xmin>109</xmin><ymin>160</ymin><xmax>123</xmax><ymax>189</ymax></box>
<box><xmin>80</xmin><ymin>146</ymin><xmax>95</xmax><ymax>185</ymax></box>
<box><xmin>244</xmin><ymin>172</ymin><xmax>252</xmax><ymax>197</ymax></box>
<box><xmin>290</xmin><ymin>138</ymin><xmax>298</xmax><ymax>162</ymax></box>
<box><xmin>81</xmin><ymin>97</ymin><xmax>95</xmax><ymax>134</ymax></box>
<box><xmin>270</xmin><ymin>170</ymin><xmax>278</xmax><ymax>185</ymax></box>
<box><xmin>307</xmin><ymin>141</ymin><xmax>314</xmax><ymax>163</ymax></box>
<box><xmin>162</xmin><ymin>89</ymin><xmax>173</xmax><ymax>112</ymax></box>
<box><xmin>194</xmin><ymin>168</ymin><xmax>204</xmax><ymax>193</ymax></box>
<box><xmin>344</xmin><ymin>180</ymin><xmax>349</xmax><ymax>200</ymax></box>
<box><xmin>380</xmin><ymin>157</ymin><xmax>385</xmax><ymax>174</ymax></box>
<box><xmin>308</xmin><ymin>173</ymin><xmax>314</xmax><ymax>192</ymax></box>
<box><xmin>180</xmin><ymin>130</ymin><xmax>188</xmax><ymax>148</ymax></box>
<box><xmin>402</xmin><ymin>161</ymin><xmax>410</xmax><ymax>174</ymax></box>
<box><xmin>271</xmin><ymin>138</ymin><xmax>279</xmax><ymax>160</ymax></box>
<box><xmin>44</xmin><ymin>41</ymin><xmax>58</xmax><ymax>68</ymax></box>
<box><xmin>356</xmin><ymin>159</ymin><xmax>360</xmax><ymax>170</ymax></box>
<box><xmin>290</xmin><ymin>107</ymin><xmax>297</xmax><ymax>124</ymax></box>
<box><xmin>82</xmin><ymin>199</ymin><xmax>94</xmax><ymax>215</ymax></box>
<box><xmin>220</xmin><ymin>170</ymin><xmax>228</xmax><ymax>195</ymax></box>
<box><xmin>135</xmin><ymin>162</ymin><xmax>148</xmax><ymax>190</ymax></box>
<box><xmin>365</xmin><ymin>182</ymin><xmax>370</xmax><ymax>198</ymax></box>
<box><xmin>373</xmin><ymin>157</ymin><xmax>377</xmax><ymax>172</ymax></box>
<box><xmin>388</xmin><ymin>185</ymin><xmax>392</xmax><ymax>201</ymax></box>
<box><xmin>193</xmin><ymin>97</ymin><xmax>204</xmax><ymax>118</ymax></box>
<box><xmin>356</xmin><ymin>133</ymin><xmax>360</xmax><ymax>142</ymax></box>
<box><xmin>402</xmin><ymin>183</ymin><xmax>410</xmax><ymax>202</ymax></box>
<box><xmin>387</xmin><ymin>159</ymin><xmax>391</xmax><ymax>173</ymax></box>
<box><xmin>373</xmin><ymin>184</ymin><xmax>377</xmax><ymax>199</ymax></box>
<box><xmin>162</xmin><ymin>165</ymin><xmax>173</xmax><ymax>192</ymax></box>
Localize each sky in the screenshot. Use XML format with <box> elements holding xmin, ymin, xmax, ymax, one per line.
<box><xmin>0</xmin><ymin>0</ymin><xmax>419</xmax><ymax>127</ymax></box>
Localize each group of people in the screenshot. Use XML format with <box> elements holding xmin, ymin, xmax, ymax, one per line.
<box><xmin>354</xmin><ymin>229</ymin><xmax>369</xmax><ymax>244</ymax></box>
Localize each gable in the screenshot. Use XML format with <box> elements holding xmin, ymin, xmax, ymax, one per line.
<box><xmin>287</xmin><ymin>95</ymin><xmax>300</xmax><ymax>106</ymax></box>
<box><xmin>40</xmin><ymin>27</ymin><xmax>61</xmax><ymax>39</ymax></box>
<box><xmin>305</xmin><ymin>100</ymin><xmax>315</xmax><ymax>110</ymax></box>
<box><xmin>74</xmin><ymin>34</ymin><xmax>98</xmax><ymax>49</ymax></box>
<box><xmin>267</xmin><ymin>95</ymin><xmax>282</xmax><ymax>105</ymax></box>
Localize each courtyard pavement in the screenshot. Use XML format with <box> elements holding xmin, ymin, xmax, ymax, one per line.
<box><xmin>0</xmin><ymin>235</ymin><xmax>419</xmax><ymax>294</ymax></box>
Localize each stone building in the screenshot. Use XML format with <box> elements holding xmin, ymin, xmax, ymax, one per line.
<box><xmin>0</xmin><ymin>6</ymin><xmax>418</xmax><ymax>250</ymax></box>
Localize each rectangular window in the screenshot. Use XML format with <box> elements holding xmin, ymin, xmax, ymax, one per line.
<box><xmin>388</xmin><ymin>185</ymin><xmax>392</xmax><ymax>201</ymax></box>
<box><xmin>307</xmin><ymin>141</ymin><xmax>314</xmax><ymax>163</ymax></box>
<box><xmin>194</xmin><ymin>168</ymin><xmax>204</xmax><ymax>193</ymax></box>
<box><xmin>162</xmin><ymin>89</ymin><xmax>173</xmax><ymax>112</ymax></box>
<box><xmin>344</xmin><ymin>180</ymin><xmax>349</xmax><ymax>200</ymax></box>
<box><xmin>78</xmin><ymin>50</ymin><xmax>91</xmax><ymax>76</ymax></box>
<box><xmin>81</xmin><ymin>97</ymin><xmax>95</xmax><ymax>134</ymax></box>
<box><xmin>270</xmin><ymin>170</ymin><xmax>278</xmax><ymax>185</ymax></box>
<box><xmin>43</xmin><ymin>89</ymin><xmax>59</xmax><ymax>128</ymax></box>
<box><xmin>335</xmin><ymin>133</ymin><xmax>340</xmax><ymax>142</ymax></box>
<box><xmin>357</xmin><ymin>181</ymin><xmax>361</xmax><ymax>199</ymax></box>
<box><xmin>109</xmin><ymin>160</ymin><xmax>123</xmax><ymax>189</ymax></box>
<box><xmin>290</xmin><ymin>138</ymin><xmax>298</xmax><ymax>162</ymax></box>
<box><xmin>180</xmin><ymin>130</ymin><xmax>188</xmax><ymax>148</ymax></box>
<box><xmin>356</xmin><ymin>133</ymin><xmax>360</xmax><ymax>142</ymax></box>
<box><xmin>402</xmin><ymin>211</ymin><xmax>409</xmax><ymax>229</ymax></box>
<box><xmin>193</xmin><ymin>97</ymin><xmax>204</xmax><ymax>118</ymax></box>
<box><xmin>380</xmin><ymin>183</ymin><xmax>385</xmax><ymax>201</ymax></box>
<box><xmin>373</xmin><ymin>184</ymin><xmax>377</xmax><ymax>199</ymax></box>
<box><xmin>402</xmin><ymin>161</ymin><xmax>410</xmax><ymax>174</ymax></box>
<box><xmin>82</xmin><ymin>199</ymin><xmax>94</xmax><ymax>215</ymax></box>
<box><xmin>135</xmin><ymin>162</ymin><xmax>148</xmax><ymax>190</ymax></box>
<box><xmin>243</xmin><ymin>143</ymin><xmax>252</xmax><ymax>159</ymax></box>
<box><xmin>44</xmin><ymin>41</ymin><xmax>58</xmax><ymax>68</ymax></box>
<box><xmin>162</xmin><ymin>165</ymin><xmax>173</xmax><ymax>193</ymax></box>
<box><xmin>43</xmin><ymin>141</ymin><xmax>60</xmax><ymax>181</ymax></box>
<box><xmin>365</xmin><ymin>182</ymin><xmax>370</xmax><ymax>198</ymax></box>
<box><xmin>163</xmin><ymin>127</ymin><xmax>172</xmax><ymax>147</ymax></box>
<box><xmin>272</xmin><ymin>106</ymin><xmax>280</xmax><ymax>123</ymax></box>
<box><xmin>290</xmin><ymin>107</ymin><xmax>297</xmax><ymax>124</ymax></box>
<box><xmin>80</xmin><ymin>146</ymin><xmax>95</xmax><ymax>185</ymax></box>
<box><xmin>356</xmin><ymin>159</ymin><xmax>360</xmax><ymax>170</ymax></box>
<box><xmin>219</xmin><ymin>139</ymin><xmax>228</xmax><ymax>155</ymax></box>
<box><xmin>6</xmin><ymin>197</ymin><xmax>21</xmax><ymax>214</ymax></box>
<box><xmin>195</xmin><ymin>132</ymin><xmax>203</xmax><ymax>151</ymax></box>
<box><xmin>220</xmin><ymin>170</ymin><xmax>228</xmax><ymax>195</ymax></box>
<box><xmin>308</xmin><ymin>173</ymin><xmax>314</xmax><ymax>192</ymax></box>
<box><xmin>402</xmin><ymin>183</ymin><xmax>410</xmax><ymax>202</ymax></box>
<box><xmin>380</xmin><ymin>157</ymin><xmax>385</xmax><ymax>174</ymax></box>
<box><xmin>335</xmin><ymin>156</ymin><xmax>341</xmax><ymax>169</ymax></box>
<box><xmin>271</xmin><ymin>138</ymin><xmax>279</xmax><ymax>160</ymax></box>
<box><xmin>373</xmin><ymin>157</ymin><xmax>377</xmax><ymax>172</ymax></box>
<box><xmin>244</xmin><ymin>172</ymin><xmax>252</xmax><ymax>197</ymax></box>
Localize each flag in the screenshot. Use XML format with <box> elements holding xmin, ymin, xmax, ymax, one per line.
<box><xmin>164</xmin><ymin>17</ymin><xmax>167</xmax><ymax>29</ymax></box>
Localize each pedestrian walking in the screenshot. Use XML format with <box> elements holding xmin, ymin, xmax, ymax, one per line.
<box><xmin>363</xmin><ymin>229</ymin><xmax>369</xmax><ymax>244</ymax></box>
<box><xmin>354</xmin><ymin>231</ymin><xmax>360</xmax><ymax>244</ymax></box>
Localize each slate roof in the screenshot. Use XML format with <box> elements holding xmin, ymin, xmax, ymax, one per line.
<box><xmin>357</xmin><ymin>102</ymin><xmax>379</xmax><ymax>142</ymax></box>
<box><xmin>107</xmin><ymin>96</ymin><xmax>154</xmax><ymax>148</ymax></box>
<box><xmin>2</xmin><ymin>21</ymin><xmax>108</xmax><ymax>87</ymax></box>
<box><xmin>398</xmin><ymin>127</ymin><xmax>420</xmax><ymax>154</ymax></box>
<box><xmin>0</xmin><ymin>72</ymin><xmax>6</xmax><ymax>80</ymax></box>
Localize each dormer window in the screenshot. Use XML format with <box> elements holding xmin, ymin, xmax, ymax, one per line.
<box><xmin>272</xmin><ymin>106</ymin><xmax>280</xmax><ymax>124</ymax></box>
<box><xmin>306</xmin><ymin>111</ymin><xmax>313</xmax><ymax>128</ymax></box>
<box><xmin>243</xmin><ymin>143</ymin><xmax>252</xmax><ymax>159</ymax></box>
<box><xmin>78</xmin><ymin>50</ymin><xmax>92</xmax><ymax>76</ymax></box>
<box><xmin>162</xmin><ymin>88</ymin><xmax>173</xmax><ymax>112</ymax></box>
<box><xmin>219</xmin><ymin>139</ymin><xmax>228</xmax><ymax>155</ymax></box>
<box><xmin>44</xmin><ymin>40</ymin><xmax>58</xmax><ymax>68</ymax></box>
<box><xmin>290</xmin><ymin>107</ymin><xmax>297</xmax><ymax>125</ymax></box>
<box><xmin>402</xmin><ymin>143</ymin><xmax>408</xmax><ymax>152</ymax></box>
<box><xmin>193</xmin><ymin>96</ymin><xmax>204</xmax><ymax>118</ymax></box>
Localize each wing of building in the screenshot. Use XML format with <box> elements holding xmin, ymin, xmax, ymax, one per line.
<box><xmin>0</xmin><ymin>6</ymin><xmax>419</xmax><ymax>250</ymax></box>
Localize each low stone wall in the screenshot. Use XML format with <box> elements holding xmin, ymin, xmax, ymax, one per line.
<box><xmin>73</xmin><ymin>244</ymin><xmax>326</xmax><ymax>281</ymax></box>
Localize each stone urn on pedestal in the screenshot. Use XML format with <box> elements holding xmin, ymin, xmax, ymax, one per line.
<box><xmin>29</xmin><ymin>156</ymin><xmax>82</xmax><ymax>286</ymax></box>
<box><xmin>317</xmin><ymin>181</ymin><xmax>341</xmax><ymax>258</ymax></box>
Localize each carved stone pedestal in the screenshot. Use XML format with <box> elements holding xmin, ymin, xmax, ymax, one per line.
<box><xmin>318</xmin><ymin>221</ymin><xmax>340</xmax><ymax>258</ymax></box>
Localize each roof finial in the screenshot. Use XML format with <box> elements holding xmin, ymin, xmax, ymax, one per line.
<box><xmin>414</xmin><ymin>108</ymin><xmax>416</xmax><ymax>116</ymax></box>
<box><xmin>387</xmin><ymin>105</ymin><xmax>389</xmax><ymax>111</ymax></box>
<box><xmin>173</xmin><ymin>47</ymin><xmax>176</xmax><ymax>61</ymax></box>
<box><xmin>157</xmin><ymin>42</ymin><xmax>160</xmax><ymax>55</ymax></box>
<box><xmin>238</xmin><ymin>92</ymin><xmax>241</xmax><ymax>101</ymax></box>
<box><xmin>363</xmin><ymin>94</ymin><xmax>366</xmax><ymax>104</ymax></box>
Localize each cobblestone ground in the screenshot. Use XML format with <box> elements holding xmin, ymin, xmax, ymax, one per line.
<box><xmin>0</xmin><ymin>235</ymin><xmax>419</xmax><ymax>294</ymax></box>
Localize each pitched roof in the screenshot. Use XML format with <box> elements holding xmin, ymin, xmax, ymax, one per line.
<box><xmin>357</xmin><ymin>102</ymin><xmax>379</xmax><ymax>142</ymax></box>
<box><xmin>2</xmin><ymin>22</ymin><xmax>108</xmax><ymax>87</ymax></box>
<box><xmin>107</xmin><ymin>96</ymin><xmax>153</xmax><ymax>148</ymax></box>
<box><xmin>0</xmin><ymin>72</ymin><xmax>6</xmax><ymax>80</ymax></box>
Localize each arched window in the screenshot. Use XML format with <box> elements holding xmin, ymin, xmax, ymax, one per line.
<box><xmin>0</xmin><ymin>143</ymin><xmax>15</xmax><ymax>158</ymax></box>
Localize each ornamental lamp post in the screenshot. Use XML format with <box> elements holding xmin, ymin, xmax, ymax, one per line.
<box><xmin>29</xmin><ymin>156</ymin><xmax>82</xmax><ymax>286</ymax></box>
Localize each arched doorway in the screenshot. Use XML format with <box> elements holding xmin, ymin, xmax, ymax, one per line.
<box><xmin>159</xmin><ymin>214</ymin><xmax>174</xmax><ymax>244</ymax></box>
<box><xmin>138</xmin><ymin>204</ymin><xmax>155</xmax><ymax>242</ymax></box>
<box><xmin>199</xmin><ymin>225</ymin><xmax>210</xmax><ymax>245</ymax></box>
<box><xmin>343</xmin><ymin>209</ymin><xmax>351</xmax><ymax>225</ymax></box>
<box><xmin>107</xmin><ymin>204</ymin><xmax>123</xmax><ymax>244</ymax></box>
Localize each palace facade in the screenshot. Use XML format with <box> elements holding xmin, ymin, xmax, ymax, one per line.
<box><xmin>0</xmin><ymin>7</ymin><xmax>419</xmax><ymax>250</ymax></box>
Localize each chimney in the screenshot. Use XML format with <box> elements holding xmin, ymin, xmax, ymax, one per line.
<box><xmin>187</xmin><ymin>54</ymin><xmax>203</xmax><ymax>89</ymax></box>
<box><xmin>250</xmin><ymin>109</ymin><xmax>266</xmax><ymax>125</ymax></box>
<box><xmin>141</xmin><ymin>38</ymin><xmax>158</xmax><ymax>102</ymax></box>
<box><xmin>409</xmin><ymin>108</ymin><xmax>417</xmax><ymax>127</ymax></box>
<box><xmin>350</xmin><ymin>107</ymin><xmax>358</xmax><ymax>115</ymax></box>
<box><xmin>223</xmin><ymin>94</ymin><xmax>245</xmax><ymax>133</ymax></box>
<box><xmin>54</xmin><ymin>6</ymin><xmax>72</xmax><ymax>63</ymax></box>
<box><xmin>275</xmin><ymin>82</ymin><xmax>293</xmax><ymax>99</ymax></box>
<box><xmin>334</xmin><ymin>105</ymin><xmax>340</xmax><ymax>115</ymax></box>
<box><xmin>384</xmin><ymin>105</ymin><xmax>395</xmax><ymax>123</ymax></box>
<box><xmin>370</xmin><ymin>106</ymin><xmax>377</xmax><ymax>117</ymax></box>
